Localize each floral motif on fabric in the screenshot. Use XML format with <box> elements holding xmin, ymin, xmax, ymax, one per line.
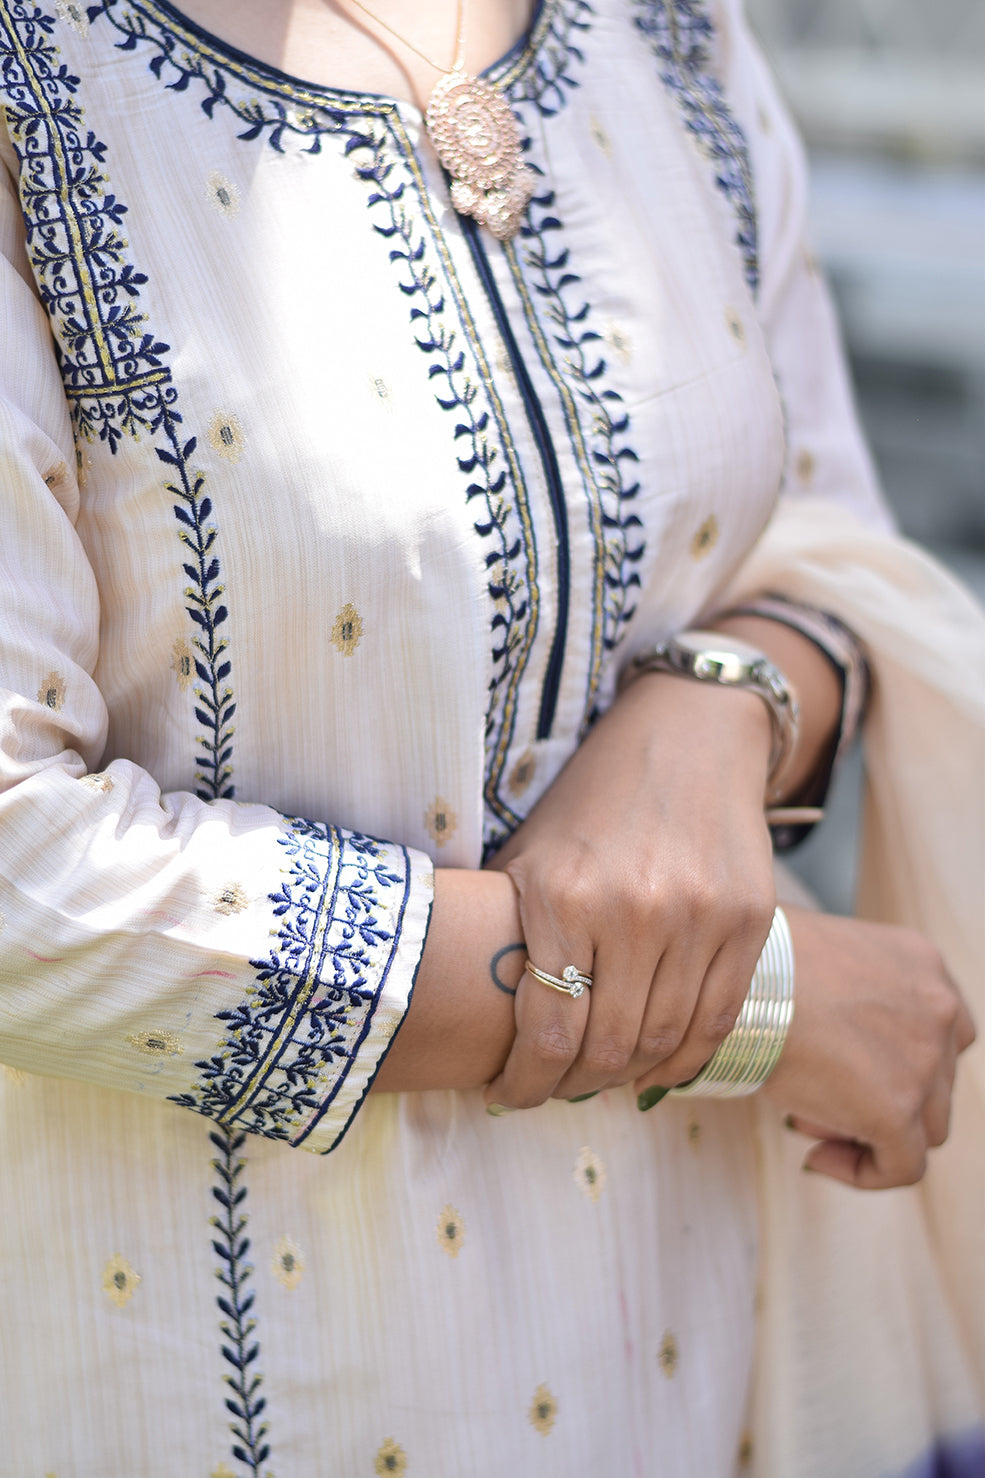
<box><xmin>528</xmin><ymin>1383</ymin><xmax>558</xmax><ymax>1435</ymax></box>
<box><xmin>0</xmin><ymin>3</ymin><xmax>236</xmax><ymax>803</ymax></box>
<box><xmin>374</xmin><ymin>1439</ymin><xmax>408</xmax><ymax>1476</ymax></box>
<box><xmin>506</xmin><ymin>185</ymin><xmax>645</xmax><ymax>706</ymax></box>
<box><xmin>632</xmin><ymin>0</ymin><xmax>759</xmax><ymax>293</ymax></box>
<box><xmin>101</xmin><ymin>1253</ymin><xmax>141</xmax><ymax>1307</ymax></box>
<box><xmin>209</xmin><ymin>1129</ymin><xmax>272</xmax><ymax>1475</ymax></box>
<box><xmin>171</xmin><ymin>820</ymin><xmax>416</xmax><ymax>1150</ymax></box>
<box><xmin>436</xmin><ymin>1204</ymin><xmax>466</xmax><ymax>1258</ymax></box>
<box><xmin>271</xmin><ymin>1234</ymin><xmax>305</xmax><ymax>1290</ymax></box>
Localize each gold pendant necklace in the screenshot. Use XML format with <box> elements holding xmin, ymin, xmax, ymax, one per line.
<box><xmin>345</xmin><ymin>0</ymin><xmax>535</xmax><ymax>240</ymax></box>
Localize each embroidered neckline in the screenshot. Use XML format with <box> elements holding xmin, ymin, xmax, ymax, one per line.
<box><xmin>108</xmin><ymin>0</ymin><xmax>563</xmax><ymax>117</ymax></box>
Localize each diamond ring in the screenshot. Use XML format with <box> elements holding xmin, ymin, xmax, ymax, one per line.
<box><xmin>524</xmin><ymin>961</ymin><xmax>593</xmax><ymax>1000</ymax></box>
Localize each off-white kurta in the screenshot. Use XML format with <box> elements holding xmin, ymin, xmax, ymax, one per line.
<box><xmin>0</xmin><ymin>1</ymin><xmax>981</xmax><ymax>1474</ymax></box>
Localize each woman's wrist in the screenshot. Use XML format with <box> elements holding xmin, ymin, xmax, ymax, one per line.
<box><xmin>371</xmin><ymin>867</ymin><xmax>522</xmax><ymax>1094</ymax></box>
<box><xmin>694</xmin><ymin>612</ymin><xmax>843</xmax><ymax>805</ymax></box>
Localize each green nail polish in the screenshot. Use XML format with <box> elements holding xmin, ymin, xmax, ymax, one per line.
<box><xmin>568</xmin><ymin>1091</ymin><xmax>599</xmax><ymax>1103</ymax></box>
<box><xmin>486</xmin><ymin>1103</ymin><xmax>516</xmax><ymax>1117</ymax></box>
<box><xmin>637</xmin><ymin>1085</ymin><xmax>670</xmax><ymax>1112</ymax></box>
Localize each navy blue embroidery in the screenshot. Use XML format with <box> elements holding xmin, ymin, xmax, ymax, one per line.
<box><xmin>632</xmin><ymin>0</ymin><xmax>758</xmax><ymax>292</ymax></box>
<box><xmin>366</xmin><ymin>150</ymin><xmax>537</xmax><ymax>834</ymax></box>
<box><xmin>500</xmin><ymin>0</ymin><xmax>595</xmax><ymax>118</ymax></box>
<box><xmin>210</xmin><ymin>1130</ymin><xmax>270</xmax><ymax>1476</ymax></box>
<box><xmin>0</xmin><ymin>11</ymin><xmax>267</xmax><ymax>1471</ymax></box>
<box><xmin>89</xmin><ymin>0</ymin><xmax>541</xmax><ymax>836</ymax></box>
<box><xmin>515</xmin><ymin>190</ymin><xmax>644</xmax><ymax>689</ymax></box>
<box><xmin>172</xmin><ymin>821</ymin><xmax>414</xmax><ymax>1151</ymax></box>
<box><xmin>0</xmin><ymin>2</ymin><xmax>235</xmax><ymax>802</ymax></box>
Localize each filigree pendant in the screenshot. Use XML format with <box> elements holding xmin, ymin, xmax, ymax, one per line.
<box><xmin>425</xmin><ymin>70</ymin><xmax>535</xmax><ymax>242</ymax></box>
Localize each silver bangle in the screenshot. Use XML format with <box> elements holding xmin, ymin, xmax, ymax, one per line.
<box><xmin>669</xmin><ymin>906</ymin><xmax>795</xmax><ymax>1098</ymax></box>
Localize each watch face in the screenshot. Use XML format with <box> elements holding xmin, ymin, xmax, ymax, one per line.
<box><xmin>674</xmin><ymin>630</ymin><xmax>766</xmax><ymax>682</ymax></box>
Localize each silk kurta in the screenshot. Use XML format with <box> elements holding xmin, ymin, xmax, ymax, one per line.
<box><xmin>0</xmin><ymin>1</ymin><xmax>981</xmax><ymax>1474</ymax></box>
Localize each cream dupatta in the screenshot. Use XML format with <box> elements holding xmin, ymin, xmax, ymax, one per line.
<box><xmin>721</xmin><ymin>497</ymin><xmax>985</xmax><ymax>1476</ymax></box>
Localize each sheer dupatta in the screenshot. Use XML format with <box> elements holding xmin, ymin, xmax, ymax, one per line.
<box><xmin>721</xmin><ymin>497</ymin><xmax>985</xmax><ymax>1477</ymax></box>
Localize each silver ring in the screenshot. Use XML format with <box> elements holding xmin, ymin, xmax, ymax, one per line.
<box><xmin>524</xmin><ymin>960</ymin><xmax>593</xmax><ymax>1000</ymax></box>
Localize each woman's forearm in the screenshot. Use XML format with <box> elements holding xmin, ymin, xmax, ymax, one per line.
<box><xmin>706</xmin><ymin>612</ymin><xmax>845</xmax><ymax>804</ymax></box>
<box><xmin>372</xmin><ymin>867</ymin><xmax>522</xmax><ymax>1092</ymax></box>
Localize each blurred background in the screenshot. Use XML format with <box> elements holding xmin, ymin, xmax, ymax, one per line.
<box><xmin>744</xmin><ymin>0</ymin><xmax>985</xmax><ymax>909</ymax></box>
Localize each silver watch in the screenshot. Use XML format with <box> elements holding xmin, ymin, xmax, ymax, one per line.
<box><xmin>630</xmin><ymin>629</ymin><xmax>799</xmax><ymax>793</ymax></box>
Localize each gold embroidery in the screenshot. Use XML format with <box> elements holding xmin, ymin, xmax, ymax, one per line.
<box><xmin>604</xmin><ymin>321</ymin><xmax>632</xmax><ymax>364</ymax></box>
<box><xmin>369</xmin><ymin>374</ymin><xmax>394</xmax><ymax>411</ymax></box>
<box><xmin>508</xmin><ymin>748</ymin><xmax>536</xmax><ymax>797</ymax></box>
<box><xmin>795</xmin><ymin>448</ymin><xmax>815</xmax><ymax>487</ymax></box>
<box><xmin>43</xmin><ymin>460</ymin><xmax>68</xmax><ymax>489</ymax></box>
<box><xmin>205</xmin><ymin>170</ymin><xmax>240</xmax><ymax>219</ymax></box>
<box><xmin>126</xmin><ymin>1028</ymin><xmax>184</xmax><ymax>1058</ymax></box>
<box><xmin>2</xmin><ymin>1064</ymin><xmax>28</xmax><ymax>1087</ymax></box>
<box><xmin>804</xmin><ymin>247</ymin><xmax>819</xmax><ymax>277</ymax></box>
<box><xmin>210</xmin><ymin>1465</ymin><xmax>237</xmax><ymax>1478</ymax></box>
<box><xmin>37</xmin><ymin>671</ymin><xmax>66</xmax><ymax>712</ymax></box>
<box><xmin>55</xmin><ymin>0</ymin><xmax>89</xmax><ymax>34</ymax></box>
<box><xmin>102</xmin><ymin>1254</ymin><xmax>141</xmax><ymax>1308</ymax></box>
<box><xmin>687</xmin><ymin>1117</ymin><xmax>701</xmax><ymax>1149</ymax></box>
<box><xmin>331</xmin><ymin>602</ymin><xmax>364</xmax><ymax>657</ymax></box>
<box><xmin>589</xmin><ymin>114</ymin><xmax>612</xmax><ymax>156</ymax></box>
<box><xmin>425</xmin><ymin>797</ymin><xmax>458</xmax><ymax>848</ymax></box>
<box><xmin>212</xmin><ymin>883</ymin><xmax>249</xmax><ymax>916</ymax></box>
<box><xmin>573</xmin><ymin>1145</ymin><xmax>606</xmax><ymax>1204</ymax></box>
<box><xmin>170</xmin><ymin>636</ymin><xmax>194</xmax><ymax>691</ymax></box>
<box><xmin>757</xmin><ymin>104</ymin><xmax>771</xmax><ymax>134</ymax></box>
<box><xmin>725</xmin><ymin>307</ymin><xmax>745</xmax><ymax>344</ymax></box>
<box><xmin>528</xmin><ymin>1384</ymin><xmax>558</xmax><ymax>1435</ymax></box>
<box><xmin>737</xmin><ymin>1430</ymin><xmax>754</xmax><ymax>1468</ymax></box>
<box><xmin>658</xmin><ymin>1329</ymin><xmax>679</xmax><ymax>1377</ymax></box>
<box><xmin>208</xmin><ymin>410</ymin><xmax>245</xmax><ymax>464</ymax></box>
<box><xmin>690</xmin><ymin>514</ymin><xmax>719</xmax><ymax>559</ymax></box>
<box><xmin>272</xmin><ymin>1235</ymin><xmax>305</xmax><ymax>1290</ymax></box>
<box><xmin>436</xmin><ymin>1204</ymin><xmax>465</xmax><ymax>1258</ymax></box>
<box><xmin>374</xmin><ymin>1438</ymin><xmax>408</xmax><ymax>1476</ymax></box>
<box><xmin>80</xmin><ymin>770</ymin><xmax>114</xmax><ymax>793</ymax></box>
<box><xmin>75</xmin><ymin>445</ymin><xmax>92</xmax><ymax>488</ymax></box>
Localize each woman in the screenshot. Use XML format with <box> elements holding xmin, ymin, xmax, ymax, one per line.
<box><xmin>0</xmin><ymin>0</ymin><xmax>981</xmax><ymax>1472</ymax></box>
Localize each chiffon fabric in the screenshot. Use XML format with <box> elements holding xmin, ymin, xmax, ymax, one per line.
<box><xmin>0</xmin><ymin>0</ymin><xmax>981</xmax><ymax>1473</ymax></box>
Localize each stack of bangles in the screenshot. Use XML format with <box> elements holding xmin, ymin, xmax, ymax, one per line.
<box><xmin>523</xmin><ymin>906</ymin><xmax>795</xmax><ymax>1097</ymax></box>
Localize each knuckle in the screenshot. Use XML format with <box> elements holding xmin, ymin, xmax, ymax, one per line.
<box><xmin>897</xmin><ymin>1152</ymin><xmax>927</xmax><ymax>1187</ymax></box>
<box><xmin>638</xmin><ymin>1025</ymin><xmax>686</xmax><ymax>1062</ymax></box>
<box><xmin>530</xmin><ymin>1024</ymin><xmax>580</xmax><ymax>1070</ymax></box>
<box><xmin>582</xmin><ymin>1036</ymin><xmax>634</xmax><ymax>1079</ymax></box>
<box><xmin>700</xmin><ymin>1008</ymin><xmax>740</xmax><ymax>1047</ymax></box>
<box><xmin>727</xmin><ymin>887</ymin><xmax>774</xmax><ymax>941</ymax></box>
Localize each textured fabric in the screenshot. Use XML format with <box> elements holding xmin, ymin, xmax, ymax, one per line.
<box><xmin>726</xmin><ymin>501</ymin><xmax>985</xmax><ymax>1478</ymax></box>
<box><xmin>0</xmin><ymin>1</ymin><xmax>979</xmax><ymax>1474</ymax></box>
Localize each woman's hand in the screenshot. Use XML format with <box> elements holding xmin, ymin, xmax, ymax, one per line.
<box><xmin>482</xmin><ymin>670</ymin><xmax>779</xmax><ymax>1107</ymax></box>
<box><xmin>762</xmin><ymin>907</ymin><xmax>976</xmax><ymax>1188</ymax></box>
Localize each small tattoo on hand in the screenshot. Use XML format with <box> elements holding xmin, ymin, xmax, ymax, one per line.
<box><xmin>490</xmin><ymin>941</ymin><xmax>525</xmax><ymax>996</ymax></box>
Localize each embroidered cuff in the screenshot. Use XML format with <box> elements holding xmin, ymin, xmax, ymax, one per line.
<box><xmin>170</xmin><ymin>819</ymin><xmax>433</xmax><ymax>1153</ymax></box>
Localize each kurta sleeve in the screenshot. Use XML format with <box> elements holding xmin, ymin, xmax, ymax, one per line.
<box><xmin>0</xmin><ymin>162</ymin><xmax>434</xmax><ymax>1154</ymax></box>
<box><xmin>714</xmin><ymin>0</ymin><xmax>895</xmax><ymax>538</ymax></box>
<box><xmin>694</xmin><ymin>0</ymin><xmax>894</xmax><ymax>834</ymax></box>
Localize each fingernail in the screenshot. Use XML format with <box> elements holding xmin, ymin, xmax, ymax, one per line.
<box><xmin>783</xmin><ymin>1114</ymin><xmax>796</xmax><ymax>1131</ymax></box>
<box><xmin>637</xmin><ymin>1086</ymin><xmax>670</xmax><ymax>1112</ymax></box>
<box><xmin>486</xmin><ymin>1103</ymin><xmax>516</xmax><ymax>1117</ymax></box>
<box><xmin>802</xmin><ymin>1163</ymin><xmax>815</xmax><ymax>1173</ymax></box>
<box><xmin>568</xmin><ymin>1091</ymin><xmax>599</xmax><ymax>1103</ymax></box>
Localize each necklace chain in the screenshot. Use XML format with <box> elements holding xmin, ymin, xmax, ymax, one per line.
<box><xmin>345</xmin><ymin>0</ymin><xmax>467</xmax><ymax>77</ymax></box>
